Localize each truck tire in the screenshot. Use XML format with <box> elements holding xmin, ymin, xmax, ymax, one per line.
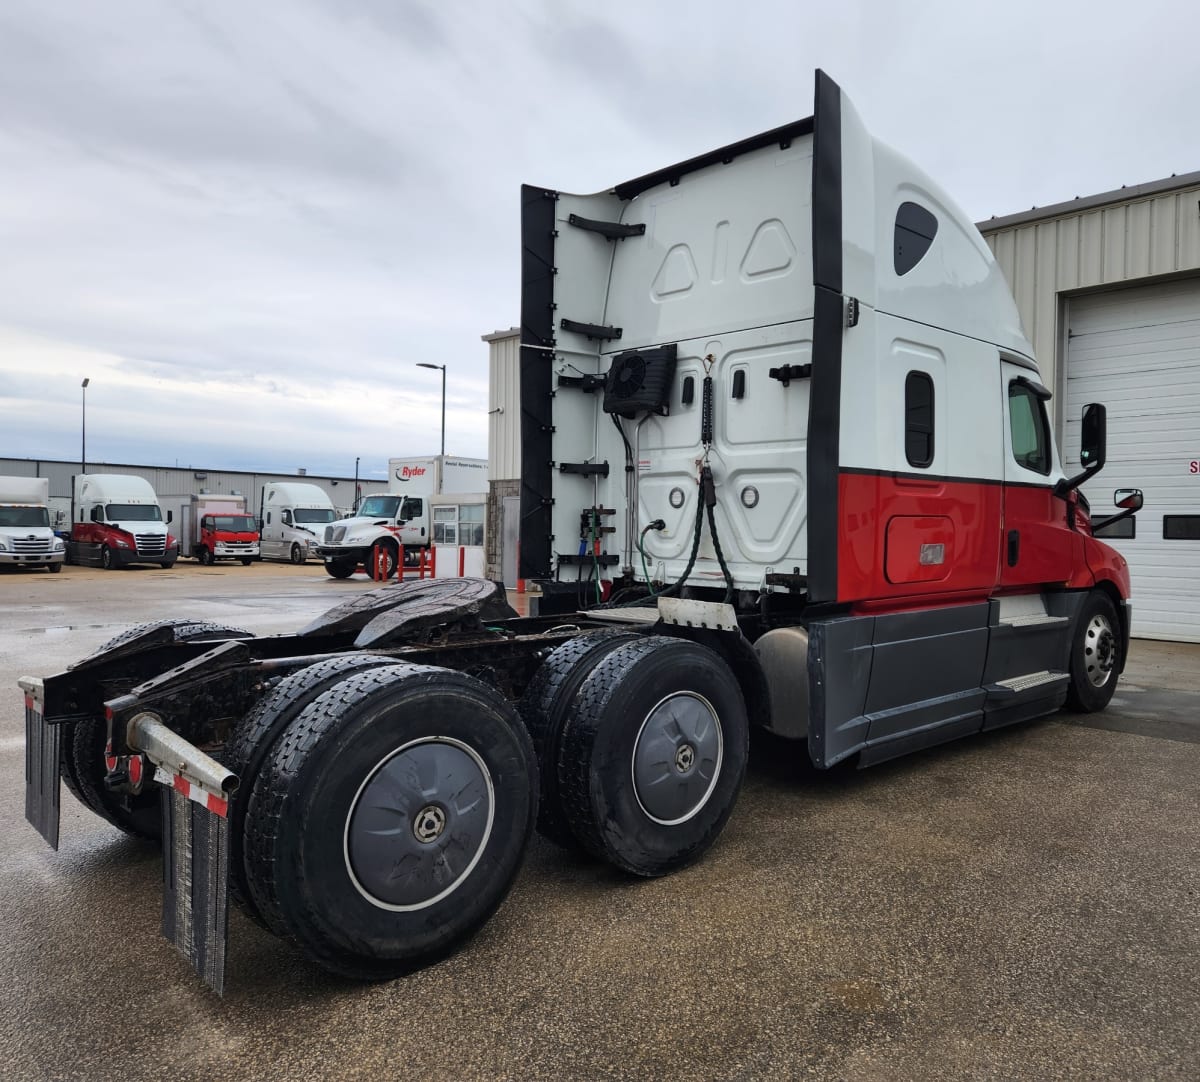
<box><xmin>198</xmin><ymin>547</ymin><xmax>213</xmax><ymax>566</ymax></box>
<box><xmin>242</xmin><ymin>664</ymin><xmax>537</xmax><ymax>979</ymax></box>
<box><xmin>558</xmin><ymin>636</ymin><xmax>749</xmax><ymax>877</ymax></box>
<box><xmin>518</xmin><ymin>630</ymin><xmax>640</xmax><ymax>848</ymax></box>
<box><xmin>290</xmin><ymin>543</ymin><xmax>305</xmax><ymax>565</ymax></box>
<box><xmin>1065</xmin><ymin>591</ymin><xmax>1122</xmax><ymax>713</ymax></box>
<box><xmin>223</xmin><ymin>654</ymin><xmax>398</xmax><ymax>926</ymax></box>
<box><xmin>241</xmin><ymin>557</ymin><xmax>254</xmax><ymax>566</ymax></box>
<box><xmin>325</xmin><ymin>559</ymin><xmax>357</xmax><ymax>579</ymax></box>
<box><xmin>160</xmin><ymin>559</ymin><xmax>176</xmax><ymax>569</ymax></box>
<box><xmin>100</xmin><ymin>545</ymin><xmax>114</xmax><ymax>570</ymax></box>
<box><xmin>47</xmin><ymin>562</ymin><xmax>62</xmax><ymax>573</ymax></box>
<box><xmin>368</xmin><ymin>541</ymin><xmax>398</xmax><ymax>580</ymax></box>
<box><xmin>62</xmin><ymin>621</ymin><xmax>253</xmax><ymax>841</ymax></box>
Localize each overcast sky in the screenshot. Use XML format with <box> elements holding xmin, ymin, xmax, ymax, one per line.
<box><xmin>1</xmin><ymin>0</ymin><xmax>1197</xmax><ymax>480</ymax></box>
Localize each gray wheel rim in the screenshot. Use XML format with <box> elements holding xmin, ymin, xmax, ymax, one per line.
<box><xmin>1084</xmin><ymin>612</ymin><xmax>1117</xmax><ymax>688</ymax></box>
<box><xmin>344</xmin><ymin>737</ymin><xmax>495</xmax><ymax>911</ymax></box>
<box><xmin>631</xmin><ymin>692</ymin><xmax>723</xmax><ymax>826</ymax></box>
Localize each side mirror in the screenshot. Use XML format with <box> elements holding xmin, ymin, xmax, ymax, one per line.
<box><xmin>281</xmin><ymin>510</ymin><xmax>292</xmax><ymax>525</ymax></box>
<box><xmin>1079</xmin><ymin>403</ymin><xmax>1107</xmax><ymax>471</ymax></box>
<box><xmin>166</xmin><ymin>510</ymin><xmax>174</xmax><ymax>524</ymax></box>
<box><xmin>1056</xmin><ymin>402</ymin><xmax>1108</xmax><ymax>497</ymax></box>
<box><xmin>1092</xmin><ymin>487</ymin><xmax>1143</xmax><ymax>534</ymax></box>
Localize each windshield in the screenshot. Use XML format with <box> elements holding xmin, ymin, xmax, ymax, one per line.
<box><xmin>209</xmin><ymin>516</ymin><xmax>257</xmax><ymax>532</ymax></box>
<box><xmin>294</xmin><ymin>507</ymin><xmax>336</xmax><ymax>524</ymax></box>
<box><xmin>358</xmin><ymin>496</ymin><xmax>401</xmax><ymax>518</ymax></box>
<box><xmin>106</xmin><ymin>503</ymin><xmax>162</xmax><ymax>522</ymax></box>
<box><xmin>0</xmin><ymin>507</ymin><xmax>50</xmax><ymax>528</ymax></box>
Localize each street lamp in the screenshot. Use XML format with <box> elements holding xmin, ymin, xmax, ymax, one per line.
<box><xmin>353</xmin><ymin>456</ymin><xmax>360</xmax><ymax>512</ymax></box>
<box><xmin>81</xmin><ymin>378</ymin><xmax>90</xmax><ymax>472</ymax></box>
<box><xmin>416</xmin><ymin>363</ymin><xmax>446</xmax><ymax>458</ymax></box>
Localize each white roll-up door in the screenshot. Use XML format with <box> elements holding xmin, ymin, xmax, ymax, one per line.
<box><xmin>1063</xmin><ymin>277</ymin><xmax>1200</xmax><ymax>642</ymax></box>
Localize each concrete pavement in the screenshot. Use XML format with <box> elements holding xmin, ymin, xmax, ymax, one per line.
<box><xmin>0</xmin><ymin>564</ymin><xmax>1197</xmax><ymax>1080</ymax></box>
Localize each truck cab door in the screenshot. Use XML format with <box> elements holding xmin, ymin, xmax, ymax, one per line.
<box><xmin>999</xmin><ymin>360</ymin><xmax>1082</xmax><ymax>588</ymax></box>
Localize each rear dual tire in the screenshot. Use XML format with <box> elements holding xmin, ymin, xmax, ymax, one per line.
<box><xmin>242</xmin><ymin>664</ymin><xmax>537</xmax><ymax>979</ymax></box>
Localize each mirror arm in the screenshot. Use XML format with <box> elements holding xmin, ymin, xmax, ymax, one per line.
<box><xmin>1054</xmin><ymin>462</ymin><xmax>1103</xmax><ymax>499</ymax></box>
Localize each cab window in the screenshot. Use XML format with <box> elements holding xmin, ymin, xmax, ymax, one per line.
<box><xmin>1008</xmin><ymin>382</ymin><xmax>1051</xmax><ymax>475</ymax></box>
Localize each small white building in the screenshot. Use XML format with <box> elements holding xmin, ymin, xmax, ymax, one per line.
<box><xmin>979</xmin><ymin>171</ymin><xmax>1200</xmax><ymax>642</ymax></box>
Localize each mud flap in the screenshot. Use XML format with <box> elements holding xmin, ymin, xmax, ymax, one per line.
<box><xmin>161</xmin><ymin>781</ymin><xmax>230</xmax><ymax>995</ymax></box>
<box><xmin>21</xmin><ymin>677</ymin><xmax>60</xmax><ymax>850</ymax></box>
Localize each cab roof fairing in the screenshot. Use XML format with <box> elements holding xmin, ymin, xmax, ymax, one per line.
<box><xmin>865</xmin><ymin>138</ymin><xmax>1038</xmax><ymax>371</ymax></box>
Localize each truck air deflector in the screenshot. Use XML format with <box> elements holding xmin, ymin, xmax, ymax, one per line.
<box><xmin>613</xmin><ymin>118</ymin><xmax>814</xmax><ymax>202</ymax></box>
<box><xmin>806</xmin><ymin>69</ymin><xmax>845</xmax><ymax>605</ymax></box>
<box><xmin>519</xmin><ymin>185</ymin><xmax>558</xmax><ymax>580</ymax></box>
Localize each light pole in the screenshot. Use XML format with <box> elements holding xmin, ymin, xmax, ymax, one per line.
<box><xmin>353</xmin><ymin>456</ymin><xmax>360</xmax><ymax>512</ymax></box>
<box><xmin>81</xmin><ymin>378</ymin><xmax>90</xmax><ymax>472</ymax></box>
<box><xmin>416</xmin><ymin>363</ymin><xmax>446</xmax><ymax>457</ymax></box>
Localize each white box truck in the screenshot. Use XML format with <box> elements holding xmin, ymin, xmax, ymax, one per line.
<box><xmin>317</xmin><ymin>455</ymin><xmax>488</xmax><ymax>578</ymax></box>
<box><xmin>68</xmin><ymin>474</ymin><xmax>178</xmax><ymax>569</ymax></box>
<box><xmin>0</xmin><ymin>477</ymin><xmax>66</xmax><ymax>572</ymax></box>
<box><xmin>182</xmin><ymin>494</ymin><xmax>260</xmax><ymax>565</ymax></box>
<box><xmin>258</xmin><ymin>482</ymin><xmax>337</xmax><ymax>564</ymax></box>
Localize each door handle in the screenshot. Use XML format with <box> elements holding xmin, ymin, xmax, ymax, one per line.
<box><xmin>1007</xmin><ymin>529</ymin><xmax>1020</xmax><ymax>567</ymax></box>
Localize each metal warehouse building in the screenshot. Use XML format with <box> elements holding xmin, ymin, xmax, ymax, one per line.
<box><xmin>0</xmin><ymin>458</ymin><xmax>389</xmax><ymax>534</ymax></box>
<box><xmin>979</xmin><ymin>172</ymin><xmax>1200</xmax><ymax>642</ymax></box>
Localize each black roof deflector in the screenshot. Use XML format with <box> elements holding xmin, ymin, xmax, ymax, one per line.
<box><xmin>614</xmin><ymin>116</ymin><xmax>815</xmax><ymax>202</ymax></box>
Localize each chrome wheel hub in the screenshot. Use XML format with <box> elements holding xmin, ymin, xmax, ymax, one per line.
<box><xmin>1084</xmin><ymin>613</ymin><xmax>1117</xmax><ymax>688</ymax></box>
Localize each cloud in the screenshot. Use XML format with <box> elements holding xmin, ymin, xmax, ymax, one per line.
<box><xmin>1</xmin><ymin>0</ymin><xmax>1198</xmax><ymax>477</ymax></box>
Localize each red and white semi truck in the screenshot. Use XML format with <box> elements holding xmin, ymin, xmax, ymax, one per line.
<box><xmin>65</xmin><ymin>474</ymin><xmax>179</xmax><ymax>569</ymax></box>
<box><xmin>22</xmin><ymin>72</ymin><xmax>1139</xmax><ymax>993</ymax></box>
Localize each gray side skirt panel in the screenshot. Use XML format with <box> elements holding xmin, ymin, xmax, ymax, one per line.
<box><xmin>807</xmin><ymin>595</ymin><xmax>1082</xmax><ymax>769</ymax></box>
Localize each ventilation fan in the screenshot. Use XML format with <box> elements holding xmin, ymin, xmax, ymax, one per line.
<box><xmin>602</xmin><ymin>345</ymin><xmax>678</xmax><ymax>418</ymax></box>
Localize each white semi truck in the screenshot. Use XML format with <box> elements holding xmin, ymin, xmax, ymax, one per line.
<box><xmin>0</xmin><ymin>477</ymin><xmax>65</xmax><ymax>572</ymax></box>
<box><xmin>316</xmin><ymin>455</ymin><xmax>487</xmax><ymax>578</ymax></box>
<box><xmin>67</xmin><ymin>474</ymin><xmax>178</xmax><ymax>569</ymax></box>
<box><xmin>258</xmin><ymin>482</ymin><xmax>338</xmax><ymax>564</ymax></box>
<box><xmin>22</xmin><ymin>72</ymin><xmax>1139</xmax><ymax>995</ymax></box>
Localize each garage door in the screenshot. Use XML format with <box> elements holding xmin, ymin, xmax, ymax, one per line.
<box><xmin>1064</xmin><ymin>277</ymin><xmax>1200</xmax><ymax>642</ymax></box>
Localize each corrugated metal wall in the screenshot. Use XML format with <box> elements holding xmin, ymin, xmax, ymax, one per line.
<box><xmin>0</xmin><ymin>457</ymin><xmax>390</xmax><ymax>526</ymax></box>
<box><xmin>485</xmin><ymin>329</ymin><xmax>521</xmax><ymax>480</ymax></box>
<box><xmin>981</xmin><ymin>181</ymin><xmax>1200</xmax><ymax>419</ymax></box>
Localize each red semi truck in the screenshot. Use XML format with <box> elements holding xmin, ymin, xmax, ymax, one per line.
<box><xmin>22</xmin><ymin>72</ymin><xmax>1140</xmax><ymax>993</ymax></box>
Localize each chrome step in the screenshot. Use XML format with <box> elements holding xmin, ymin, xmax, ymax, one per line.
<box><xmin>986</xmin><ymin>670</ymin><xmax>1069</xmax><ymax>698</ymax></box>
<box><xmin>999</xmin><ymin>614</ymin><xmax>1069</xmax><ymax>628</ymax></box>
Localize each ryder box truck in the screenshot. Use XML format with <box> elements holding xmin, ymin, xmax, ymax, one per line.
<box><xmin>22</xmin><ymin>71</ymin><xmax>1139</xmax><ymax>994</ymax></box>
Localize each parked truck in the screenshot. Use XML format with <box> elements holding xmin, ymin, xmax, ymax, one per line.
<box><xmin>65</xmin><ymin>473</ymin><xmax>178</xmax><ymax>569</ymax></box>
<box><xmin>258</xmin><ymin>482</ymin><xmax>338</xmax><ymax>564</ymax></box>
<box><xmin>0</xmin><ymin>477</ymin><xmax>65</xmax><ymax>572</ymax></box>
<box><xmin>316</xmin><ymin>455</ymin><xmax>487</xmax><ymax>578</ymax></box>
<box><xmin>21</xmin><ymin>72</ymin><xmax>1141</xmax><ymax>995</ymax></box>
<box><xmin>182</xmin><ymin>494</ymin><xmax>260</xmax><ymax>565</ymax></box>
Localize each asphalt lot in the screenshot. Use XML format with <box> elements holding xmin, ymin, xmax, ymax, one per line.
<box><xmin>1</xmin><ymin>562</ymin><xmax>1198</xmax><ymax>1080</ymax></box>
